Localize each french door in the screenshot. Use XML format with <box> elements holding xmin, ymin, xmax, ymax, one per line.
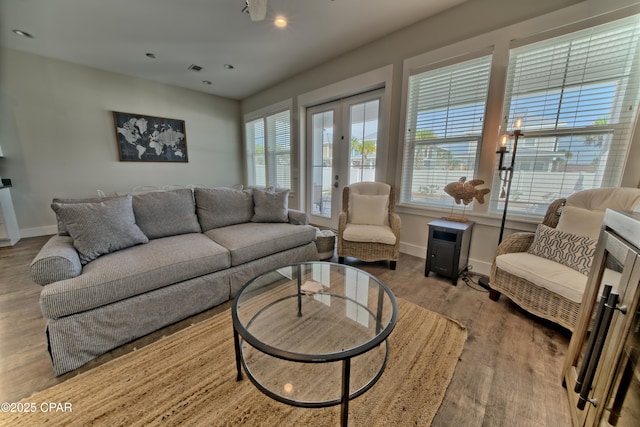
<box><xmin>306</xmin><ymin>90</ymin><xmax>383</xmax><ymax>229</ymax></box>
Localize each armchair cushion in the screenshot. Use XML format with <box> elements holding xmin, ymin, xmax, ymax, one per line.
<box><xmin>556</xmin><ymin>206</ymin><xmax>604</xmax><ymax>241</ymax></box>
<box><xmin>342</xmin><ymin>224</ymin><xmax>397</xmax><ymax>245</ymax></box>
<box><xmin>496</xmin><ymin>253</ymin><xmax>588</xmax><ymax>303</ymax></box>
<box><xmin>350</xmin><ymin>194</ymin><xmax>388</xmax><ymax>226</ymax></box>
<box><xmin>527</xmin><ymin>224</ymin><xmax>597</xmax><ymax>275</ymax></box>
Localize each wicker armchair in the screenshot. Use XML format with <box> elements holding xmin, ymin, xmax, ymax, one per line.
<box><xmin>337</xmin><ymin>182</ymin><xmax>401</xmax><ymax>270</ymax></box>
<box><xmin>489</xmin><ymin>188</ymin><xmax>640</xmax><ymax>332</ymax></box>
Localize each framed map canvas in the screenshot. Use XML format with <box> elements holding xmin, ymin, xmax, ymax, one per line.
<box><xmin>112</xmin><ymin>112</ymin><xmax>188</xmax><ymax>162</ymax></box>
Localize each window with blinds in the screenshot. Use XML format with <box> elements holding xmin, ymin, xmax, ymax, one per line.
<box><xmin>493</xmin><ymin>14</ymin><xmax>640</xmax><ymax>216</ymax></box>
<box><xmin>400</xmin><ymin>54</ymin><xmax>493</xmax><ymax>207</ymax></box>
<box><xmin>245</xmin><ymin>109</ymin><xmax>291</xmax><ymax>189</ymax></box>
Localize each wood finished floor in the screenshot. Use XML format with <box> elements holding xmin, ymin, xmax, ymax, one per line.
<box><xmin>0</xmin><ymin>236</ymin><xmax>573</xmax><ymax>426</ymax></box>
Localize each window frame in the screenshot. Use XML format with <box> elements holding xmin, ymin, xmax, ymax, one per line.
<box><xmin>489</xmin><ymin>14</ymin><xmax>640</xmax><ymax>216</ymax></box>
<box><xmin>244</xmin><ymin>100</ymin><xmax>293</xmax><ymax>190</ymax></box>
<box><xmin>399</xmin><ymin>49</ymin><xmax>494</xmax><ymax>209</ymax></box>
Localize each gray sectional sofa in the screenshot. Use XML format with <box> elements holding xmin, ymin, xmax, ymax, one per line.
<box><xmin>29</xmin><ymin>187</ymin><xmax>318</xmax><ymax>375</ymax></box>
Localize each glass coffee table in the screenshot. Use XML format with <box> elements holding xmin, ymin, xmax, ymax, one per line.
<box><xmin>232</xmin><ymin>262</ymin><xmax>398</xmax><ymax>426</ymax></box>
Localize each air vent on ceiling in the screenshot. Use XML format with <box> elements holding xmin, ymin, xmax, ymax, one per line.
<box><xmin>188</xmin><ymin>64</ymin><xmax>203</xmax><ymax>72</ymax></box>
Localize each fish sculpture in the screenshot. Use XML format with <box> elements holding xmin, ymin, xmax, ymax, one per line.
<box><xmin>444</xmin><ymin>176</ymin><xmax>490</xmax><ymax>205</ymax></box>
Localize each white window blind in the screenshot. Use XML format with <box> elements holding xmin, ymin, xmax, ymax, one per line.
<box><xmin>245</xmin><ymin>108</ymin><xmax>291</xmax><ymax>189</ymax></box>
<box><xmin>401</xmin><ymin>54</ymin><xmax>492</xmax><ymax>207</ymax></box>
<box><xmin>493</xmin><ymin>14</ymin><xmax>640</xmax><ymax>216</ymax></box>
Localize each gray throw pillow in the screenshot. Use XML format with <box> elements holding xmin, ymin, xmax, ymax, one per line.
<box><xmin>252</xmin><ymin>188</ymin><xmax>289</xmax><ymax>223</ymax></box>
<box><xmin>194</xmin><ymin>187</ymin><xmax>254</xmax><ymax>231</ymax></box>
<box><xmin>132</xmin><ymin>189</ymin><xmax>201</xmax><ymax>239</ymax></box>
<box><xmin>51</xmin><ymin>195</ymin><xmax>149</xmax><ymax>265</ymax></box>
<box><xmin>52</xmin><ymin>196</ymin><xmax>116</xmax><ymax>235</ymax></box>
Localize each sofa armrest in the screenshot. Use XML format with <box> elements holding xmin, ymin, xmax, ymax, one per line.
<box><xmin>288</xmin><ymin>209</ymin><xmax>309</xmax><ymax>225</ymax></box>
<box><xmin>29</xmin><ymin>235</ymin><xmax>82</xmax><ymax>286</ymax></box>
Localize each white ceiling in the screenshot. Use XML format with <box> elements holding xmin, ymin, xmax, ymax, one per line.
<box><xmin>0</xmin><ymin>0</ymin><xmax>467</xmax><ymax>100</ymax></box>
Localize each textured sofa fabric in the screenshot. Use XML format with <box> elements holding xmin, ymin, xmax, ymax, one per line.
<box><xmin>39</xmin><ymin>233</ymin><xmax>231</xmax><ymax>319</ymax></box>
<box><xmin>30</xmin><ymin>187</ymin><xmax>318</xmax><ymax>375</ymax></box>
<box><xmin>204</xmin><ymin>222</ymin><xmax>316</xmax><ymax>266</ymax></box>
<box><xmin>132</xmin><ymin>188</ymin><xmax>201</xmax><ymax>238</ymax></box>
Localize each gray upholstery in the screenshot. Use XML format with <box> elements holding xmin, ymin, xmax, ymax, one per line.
<box><xmin>287</xmin><ymin>209</ymin><xmax>310</xmax><ymax>225</ymax></box>
<box><xmin>132</xmin><ymin>189</ymin><xmax>201</xmax><ymax>239</ymax></box>
<box><xmin>52</xmin><ymin>196</ymin><xmax>116</xmax><ymax>236</ymax></box>
<box><xmin>228</xmin><ymin>242</ymin><xmax>319</xmax><ymax>297</ymax></box>
<box><xmin>29</xmin><ymin>235</ymin><xmax>82</xmax><ymax>285</ymax></box>
<box><xmin>32</xmin><ymin>187</ymin><xmax>319</xmax><ymax>376</ymax></box>
<box><xmin>251</xmin><ymin>188</ymin><xmax>289</xmax><ymax>222</ymax></box>
<box><xmin>46</xmin><ymin>269</ymin><xmax>231</xmax><ymax>376</ymax></box>
<box><xmin>194</xmin><ymin>187</ymin><xmax>254</xmax><ymax>231</ymax></box>
<box><xmin>51</xmin><ymin>195</ymin><xmax>149</xmax><ymax>264</ymax></box>
<box><xmin>204</xmin><ymin>222</ymin><xmax>316</xmax><ymax>266</ymax></box>
<box><xmin>40</xmin><ymin>233</ymin><xmax>230</xmax><ymax>318</ymax></box>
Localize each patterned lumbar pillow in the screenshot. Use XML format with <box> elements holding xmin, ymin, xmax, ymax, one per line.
<box><xmin>527</xmin><ymin>224</ymin><xmax>597</xmax><ymax>275</ymax></box>
<box><xmin>51</xmin><ymin>195</ymin><xmax>149</xmax><ymax>264</ymax></box>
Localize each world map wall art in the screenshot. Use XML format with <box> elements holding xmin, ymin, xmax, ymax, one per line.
<box><xmin>112</xmin><ymin>111</ymin><xmax>188</xmax><ymax>162</ymax></box>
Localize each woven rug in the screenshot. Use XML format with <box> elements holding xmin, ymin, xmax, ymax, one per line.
<box><xmin>2</xmin><ymin>299</ymin><xmax>466</xmax><ymax>426</ymax></box>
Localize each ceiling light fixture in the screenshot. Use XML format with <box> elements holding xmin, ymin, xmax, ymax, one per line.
<box><xmin>274</xmin><ymin>16</ymin><xmax>287</xmax><ymax>28</ymax></box>
<box><xmin>12</xmin><ymin>29</ymin><xmax>34</xmax><ymax>38</ymax></box>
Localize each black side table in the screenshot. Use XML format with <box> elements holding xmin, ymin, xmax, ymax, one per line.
<box><xmin>425</xmin><ymin>218</ymin><xmax>474</xmax><ymax>285</ymax></box>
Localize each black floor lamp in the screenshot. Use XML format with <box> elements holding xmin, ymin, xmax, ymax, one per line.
<box><xmin>479</xmin><ymin>120</ymin><xmax>523</xmax><ymax>289</ymax></box>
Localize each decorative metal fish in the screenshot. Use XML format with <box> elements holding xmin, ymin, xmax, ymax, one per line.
<box><xmin>444</xmin><ymin>176</ymin><xmax>490</xmax><ymax>205</ymax></box>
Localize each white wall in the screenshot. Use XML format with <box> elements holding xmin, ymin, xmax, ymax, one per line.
<box><xmin>241</xmin><ymin>0</ymin><xmax>640</xmax><ymax>275</ymax></box>
<box><xmin>0</xmin><ymin>47</ymin><xmax>241</xmax><ymax>237</ymax></box>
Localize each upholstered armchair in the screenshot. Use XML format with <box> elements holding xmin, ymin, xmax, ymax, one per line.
<box><xmin>489</xmin><ymin>187</ymin><xmax>640</xmax><ymax>332</ymax></box>
<box><xmin>337</xmin><ymin>182</ymin><xmax>401</xmax><ymax>270</ymax></box>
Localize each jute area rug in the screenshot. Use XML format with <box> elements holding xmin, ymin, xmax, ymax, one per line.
<box><xmin>2</xmin><ymin>299</ymin><xmax>466</xmax><ymax>426</ymax></box>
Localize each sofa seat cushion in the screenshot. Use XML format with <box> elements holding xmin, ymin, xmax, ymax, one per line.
<box><xmin>496</xmin><ymin>252</ymin><xmax>588</xmax><ymax>303</ymax></box>
<box><xmin>40</xmin><ymin>233</ymin><xmax>230</xmax><ymax>319</ymax></box>
<box><xmin>205</xmin><ymin>223</ymin><xmax>316</xmax><ymax>266</ymax></box>
<box><xmin>342</xmin><ymin>224</ymin><xmax>397</xmax><ymax>245</ymax></box>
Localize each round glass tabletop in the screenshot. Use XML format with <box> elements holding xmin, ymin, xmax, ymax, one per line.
<box><xmin>232</xmin><ymin>262</ymin><xmax>398</xmax><ymax>408</ymax></box>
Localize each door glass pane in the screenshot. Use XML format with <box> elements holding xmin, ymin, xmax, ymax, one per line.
<box><xmin>311</xmin><ymin>111</ymin><xmax>333</xmax><ymax>217</ymax></box>
<box><xmin>349</xmin><ymin>99</ymin><xmax>379</xmax><ymax>184</ymax></box>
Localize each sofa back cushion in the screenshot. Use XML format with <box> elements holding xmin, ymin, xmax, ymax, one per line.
<box><xmin>194</xmin><ymin>187</ymin><xmax>254</xmax><ymax>231</ymax></box>
<box><xmin>132</xmin><ymin>189</ymin><xmax>201</xmax><ymax>239</ymax></box>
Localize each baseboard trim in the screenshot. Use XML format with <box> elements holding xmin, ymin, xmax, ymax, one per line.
<box><xmin>20</xmin><ymin>225</ymin><xmax>57</xmax><ymax>238</ymax></box>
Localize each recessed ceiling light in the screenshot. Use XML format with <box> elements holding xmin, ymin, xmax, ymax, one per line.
<box><xmin>12</xmin><ymin>29</ymin><xmax>34</xmax><ymax>38</ymax></box>
<box><xmin>202</xmin><ymin>80</ymin><xmax>212</xmax><ymax>85</ymax></box>
<box><xmin>224</xmin><ymin>64</ymin><xmax>234</xmax><ymax>70</ymax></box>
<box><xmin>145</xmin><ymin>53</ymin><xmax>157</xmax><ymax>59</ymax></box>
<box><xmin>274</xmin><ymin>16</ymin><xmax>287</xmax><ymax>28</ymax></box>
